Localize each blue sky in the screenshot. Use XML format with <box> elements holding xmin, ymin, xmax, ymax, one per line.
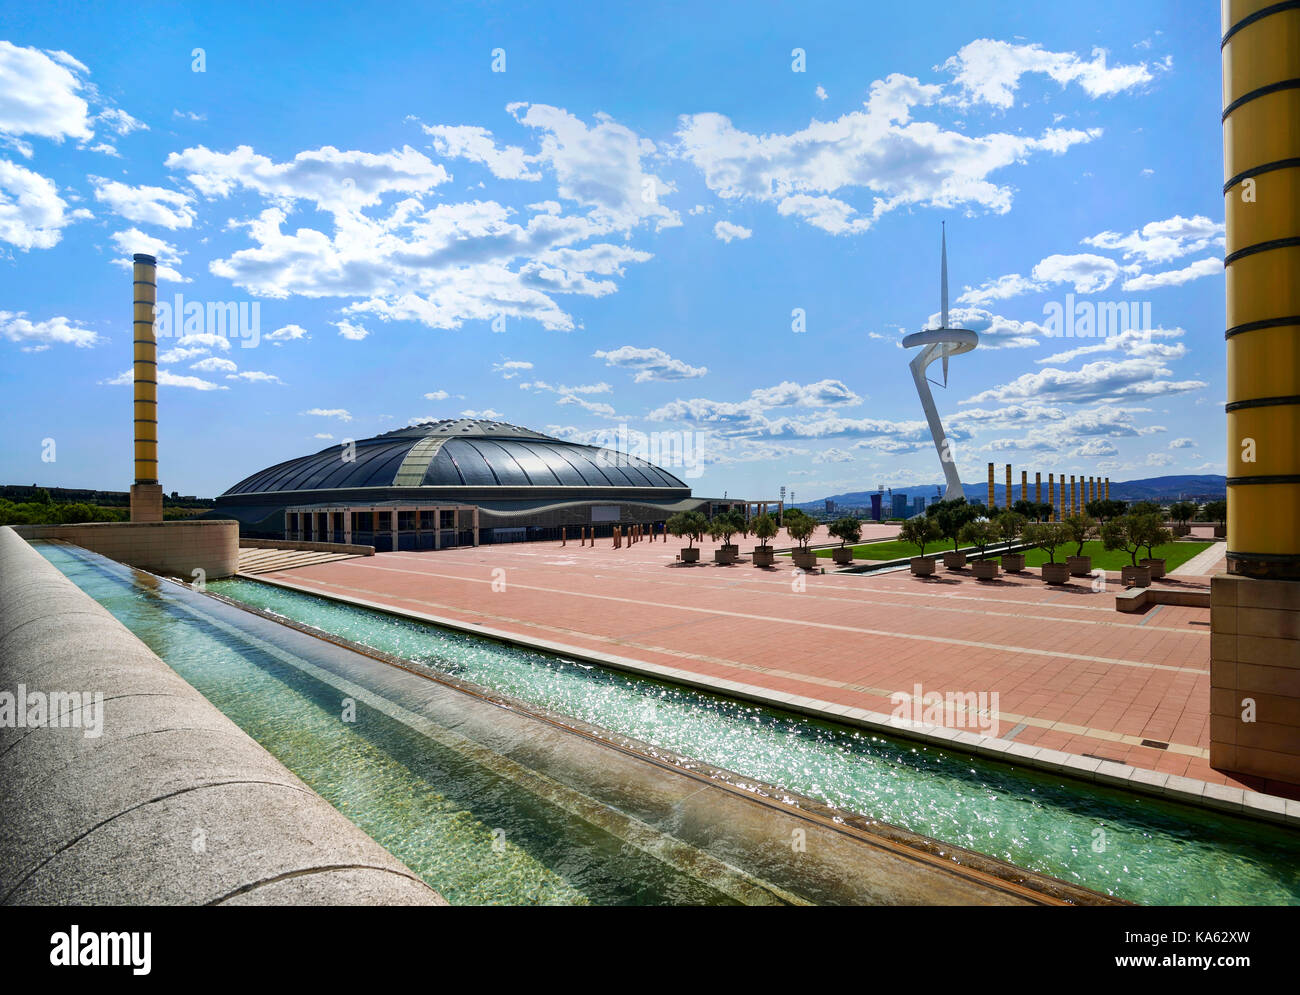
<box><xmin>0</xmin><ymin>1</ymin><xmax>1227</xmax><ymax>500</ymax></box>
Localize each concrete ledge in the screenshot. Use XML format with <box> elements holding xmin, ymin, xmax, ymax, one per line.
<box><xmin>241</xmin><ymin>538</ymin><xmax>375</xmax><ymax>556</ymax></box>
<box><xmin>0</xmin><ymin>527</ymin><xmax>445</xmax><ymax>906</ymax></box>
<box><xmin>1116</xmin><ymin>585</ymin><xmax>1212</xmax><ymax>613</ymax></box>
<box><xmin>12</xmin><ymin>520</ymin><xmax>239</xmax><ymax>579</ymax></box>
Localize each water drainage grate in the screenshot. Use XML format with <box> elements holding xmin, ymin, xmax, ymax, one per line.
<box><xmin>1141</xmin><ymin>739</ymin><xmax>1170</xmax><ymax>750</ymax></box>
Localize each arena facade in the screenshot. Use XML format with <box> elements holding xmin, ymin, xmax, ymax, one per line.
<box><xmin>210</xmin><ymin>419</ymin><xmax>779</xmax><ymax>549</ymax></box>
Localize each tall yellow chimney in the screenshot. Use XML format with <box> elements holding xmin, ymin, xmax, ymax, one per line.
<box><xmin>130</xmin><ymin>253</ymin><xmax>163</xmax><ymax>523</ymax></box>
<box><xmin>987</xmin><ymin>462</ymin><xmax>995</xmax><ymax>509</ymax></box>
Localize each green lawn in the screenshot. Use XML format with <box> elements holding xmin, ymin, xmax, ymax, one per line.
<box><xmin>811</xmin><ymin>538</ymin><xmax>1211</xmax><ymax>571</ymax></box>
<box><xmin>987</xmin><ymin>540</ymin><xmax>1210</xmax><ymax>572</ymax></box>
<box><xmin>811</xmin><ymin>540</ymin><xmax>939</xmax><ymax>561</ymax></box>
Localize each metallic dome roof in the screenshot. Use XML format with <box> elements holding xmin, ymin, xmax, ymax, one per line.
<box><xmin>222</xmin><ymin>419</ymin><xmax>688</xmax><ymax>496</ymax></box>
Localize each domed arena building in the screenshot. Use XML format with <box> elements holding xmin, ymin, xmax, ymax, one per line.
<box><xmin>212</xmin><ymin>418</ymin><xmax>775</xmax><ymax>549</ymax></box>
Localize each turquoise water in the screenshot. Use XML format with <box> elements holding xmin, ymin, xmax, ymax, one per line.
<box><xmin>204</xmin><ymin>575</ymin><xmax>1300</xmax><ymax>906</ymax></box>
<box><xmin>37</xmin><ymin>543</ymin><xmax>746</xmax><ymax>906</ymax></box>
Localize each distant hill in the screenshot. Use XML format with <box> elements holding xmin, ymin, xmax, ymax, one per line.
<box><xmin>799</xmin><ymin>474</ymin><xmax>1226</xmax><ymax>511</ymax></box>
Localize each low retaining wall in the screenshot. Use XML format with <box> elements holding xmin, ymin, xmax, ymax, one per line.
<box><xmin>0</xmin><ymin>527</ymin><xmax>445</xmax><ymax>905</ymax></box>
<box><xmin>11</xmin><ymin>519</ymin><xmax>239</xmax><ymax>579</ymax></box>
<box><xmin>1115</xmin><ymin>586</ymin><xmax>1213</xmax><ymax>613</ymax></box>
<box><xmin>240</xmin><ymin>538</ymin><xmax>375</xmax><ymax>556</ymax></box>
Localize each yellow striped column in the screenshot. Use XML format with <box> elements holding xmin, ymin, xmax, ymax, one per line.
<box><xmin>987</xmin><ymin>462</ymin><xmax>995</xmax><ymax>509</ymax></box>
<box><xmin>1035</xmin><ymin>471</ymin><xmax>1042</xmax><ymax>504</ymax></box>
<box><xmin>1021</xmin><ymin>470</ymin><xmax>1028</xmax><ymax>504</ymax></box>
<box><xmin>1214</xmin><ymin>0</ymin><xmax>1300</xmax><ymax>788</ymax></box>
<box><xmin>1005</xmin><ymin>464</ymin><xmax>1012</xmax><ymax>509</ymax></box>
<box><xmin>1222</xmin><ymin>0</ymin><xmax>1300</xmax><ymax>579</ymax></box>
<box><xmin>130</xmin><ymin>253</ymin><xmax>162</xmax><ymax>523</ymax></box>
<box><xmin>1048</xmin><ymin>473</ymin><xmax>1055</xmax><ymax>519</ymax></box>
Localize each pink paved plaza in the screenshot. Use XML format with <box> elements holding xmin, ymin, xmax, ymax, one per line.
<box><xmin>252</xmin><ymin>522</ymin><xmax>1282</xmax><ymax>796</ymax></box>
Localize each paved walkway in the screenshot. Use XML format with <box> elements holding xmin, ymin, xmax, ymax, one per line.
<box><xmin>254</xmin><ymin>528</ymin><xmax>1251</xmax><ymax>791</ymax></box>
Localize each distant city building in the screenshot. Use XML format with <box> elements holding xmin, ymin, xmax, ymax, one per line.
<box><xmin>825</xmin><ymin>499</ymin><xmax>835</xmax><ymax>514</ymax></box>
<box><xmin>892</xmin><ymin>493</ymin><xmax>909</xmax><ymax>519</ymax></box>
<box><xmin>913</xmin><ymin>496</ymin><xmax>927</xmax><ymax>515</ymax></box>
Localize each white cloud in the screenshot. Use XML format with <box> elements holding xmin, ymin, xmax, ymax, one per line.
<box><xmin>1031</xmin><ymin>253</ymin><xmax>1121</xmax><ymax>293</ymax></box>
<box><xmin>1169</xmin><ymin>437</ymin><xmax>1196</xmax><ymax>449</ymax></box>
<box><xmin>102</xmin><ymin>367</ymin><xmax>227</xmax><ymax>390</ymax></box>
<box><xmin>1146</xmin><ymin>451</ymin><xmax>1174</xmax><ymax>466</ymax></box>
<box><xmin>190</xmin><ymin>356</ymin><xmax>237</xmax><ymax>373</ymax></box>
<box><xmin>677</xmin><ymin>72</ymin><xmax>1100</xmax><ymax>234</ymax></box>
<box><xmin>815</xmin><ymin>85</ymin><xmax>828</xmax><ymax>101</ymax></box>
<box><xmin>1036</xmin><ymin>326</ymin><xmax>1186</xmax><ymax>365</ymax></box>
<box><xmin>226</xmin><ymin>370</ymin><xmax>282</xmax><ymax>383</ymax></box>
<box><xmin>423</xmin><ymin>123</ymin><xmax>540</xmax><ymax>180</ymax></box>
<box><xmin>423</xmin><ymin>389</ymin><xmax>450</xmax><ymax>400</ymax></box>
<box><xmin>0</xmin><ymin>42</ymin><xmax>94</xmax><ymax>144</ymax></box>
<box><xmin>492</xmin><ymin>359</ymin><xmax>533</xmax><ymax>379</ymax></box>
<box><xmin>301</xmin><ymin>407</ymin><xmax>352</xmax><ymax>421</ymax></box>
<box><xmin>1121</xmin><ymin>257</ymin><xmax>1220</xmax><ymax>291</ymax></box>
<box><xmin>0</xmin><ymin>310</ymin><xmax>100</xmax><ymax>349</ymax></box>
<box><xmin>167</xmin><ymin>143</ymin><xmax>450</xmax><ymax>214</ymax></box>
<box><xmin>956</xmin><ymin>272</ymin><xmax>1043</xmax><ymax>306</ymax></box>
<box><xmin>461</xmin><ymin>408</ymin><xmax>504</xmax><ymax>419</ymax></box>
<box><xmin>96</xmin><ymin>106</ymin><xmax>146</xmax><ymax>137</ymax></box>
<box><xmin>713</xmin><ymin>219</ymin><xmax>752</xmax><ymax>243</ymax></box>
<box><xmin>334</xmin><ymin>319</ymin><xmax>370</xmax><ymax>340</ymax></box>
<box><xmin>91</xmin><ymin>177</ymin><xmax>194</xmax><ymax>229</ymax></box>
<box><xmin>509</xmin><ymin>103</ymin><xmax>680</xmax><ymax>232</ymax></box>
<box><xmin>1083</xmin><ymin>214</ymin><xmax>1223</xmax><ymax>265</ymax></box>
<box><xmin>108</xmin><ymin>228</ymin><xmax>187</xmax><ymax>281</ymax></box>
<box><xmin>266</xmin><ymin>323</ymin><xmax>309</xmax><ymax>344</ymax></box>
<box><xmin>962</xmin><ymin>358</ymin><xmax>1207</xmax><ymax>405</ymax></box>
<box><xmin>593</xmin><ymin>345</ymin><xmax>707</xmax><ymax>382</ymax></box>
<box><xmin>0</xmin><ymin>159</ymin><xmax>88</xmax><ymax>249</ymax></box>
<box><xmin>942</xmin><ymin>39</ymin><xmax>1156</xmax><ymax>109</ymax></box>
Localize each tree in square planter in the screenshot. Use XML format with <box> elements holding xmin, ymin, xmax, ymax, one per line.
<box><xmin>899</xmin><ymin>515</ymin><xmax>941</xmax><ymax>577</ymax></box>
<box><xmin>927</xmin><ymin>498</ymin><xmax>982</xmax><ymax>570</ymax></box>
<box><xmin>960</xmin><ymin>520</ymin><xmax>1001</xmax><ymax>580</ymax></box>
<box><xmin>1138</xmin><ymin>519</ymin><xmax>1175</xmax><ymax>579</ymax></box>
<box><xmin>666</xmin><ymin>510</ymin><xmax>706</xmax><ymax>563</ymax></box>
<box><xmin>750</xmin><ymin>512</ymin><xmax>778</xmax><ymax>566</ymax></box>
<box><xmin>1168</xmin><ymin>501</ymin><xmax>1195</xmax><ymax>538</ymax></box>
<box><xmin>995</xmin><ymin>511</ymin><xmax>1027</xmax><ymax>571</ymax></box>
<box><xmin>828</xmin><ymin>516</ymin><xmax>862</xmax><ymax>565</ymax></box>
<box><xmin>708</xmin><ymin>512</ymin><xmax>741</xmax><ymax>564</ymax></box>
<box><xmin>1024</xmin><ymin>521</ymin><xmax>1071</xmax><ymax>583</ymax></box>
<box><xmin>1101</xmin><ymin>513</ymin><xmax>1158</xmax><ymax>588</ymax></box>
<box><xmin>786</xmin><ymin>509</ymin><xmax>819</xmax><ymax>570</ymax></box>
<box><xmin>1062</xmin><ymin>513</ymin><xmax>1096</xmax><ymax>576</ymax></box>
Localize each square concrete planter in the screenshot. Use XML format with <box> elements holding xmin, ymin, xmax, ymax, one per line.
<box><xmin>1122</xmin><ymin>564</ymin><xmax>1152</xmax><ymax>587</ymax></box>
<box><xmin>942</xmin><ymin>551</ymin><xmax>967</xmax><ymax>570</ymax></box>
<box><xmin>1067</xmin><ymin>555</ymin><xmax>1092</xmax><ymax>577</ymax></box>
<box><xmin>971</xmin><ymin>560</ymin><xmax>1000</xmax><ymax>581</ymax></box>
<box><xmin>714</xmin><ymin>547</ymin><xmax>738</xmax><ymax>564</ymax></box>
<box><xmin>1041</xmin><ymin>561</ymin><xmax>1071</xmax><ymax>584</ymax></box>
<box><xmin>910</xmin><ymin>556</ymin><xmax>935</xmax><ymax>577</ymax></box>
<box><xmin>752</xmin><ymin>547</ymin><xmax>775</xmax><ymax>567</ymax></box>
<box><xmin>680</xmin><ymin>547</ymin><xmax>700</xmax><ymax>563</ymax></box>
<box><xmin>791</xmin><ymin>551</ymin><xmax>819</xmax><ymax>571</ymax></box>
<box><xmin>831</xmin><ymin>547</ymin><xmax>854</xmax><ymax>565</ymax></box>
<box><xmin>1140</xmin><ymin>557</ymin><xmax>1166</xmax><ymax>579</ymax></box>
<box><xmin>1172</xmin><ymin>524</ymin><xmax>1190</xmax><ymax>537</ymax></box>
<box><xmin>1213</xmin><ymin>524</ymin><xmax>1226</xmax><ymax>538</ymax></box>
<box><xmin>1001</xmin><ymin>552</ymin><xmax>1026</xmax><ymax>572</ymax></box>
